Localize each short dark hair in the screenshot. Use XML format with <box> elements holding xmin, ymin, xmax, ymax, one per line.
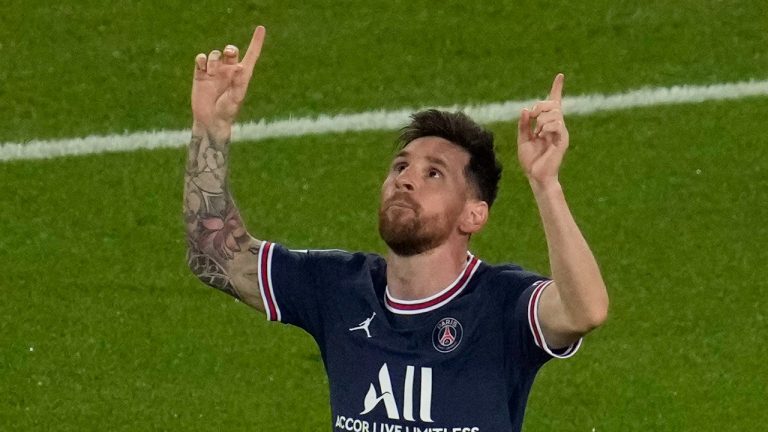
<box><xmin>397</xmin><ymin>109</ymin><xmax>503</xmax><ymax>208</ymax></box>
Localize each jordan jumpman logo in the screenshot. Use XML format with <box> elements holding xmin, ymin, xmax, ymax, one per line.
<box><xmin>349</xmin><ymin>312</ymin><xmax>377</xmax><ymax>338</ymax></box>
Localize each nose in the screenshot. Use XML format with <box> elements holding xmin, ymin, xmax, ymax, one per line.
<box><xmin>394</xmin><ymin>168</ymin><xmax>415</xmax><ymax>191</ymax></box>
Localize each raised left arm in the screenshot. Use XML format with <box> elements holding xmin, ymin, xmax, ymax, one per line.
<box><xmin>517</xmin><ymin>74</ymin><xmax>609</xmax><ymax>349</ymax></box>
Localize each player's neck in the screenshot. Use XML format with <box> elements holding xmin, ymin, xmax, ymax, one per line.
<box><xmin>386</xmin><ymin>242</ymin><xmax>469</xmax><ymax>301</ymax></box>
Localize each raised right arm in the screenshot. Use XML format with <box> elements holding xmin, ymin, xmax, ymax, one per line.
<box><xmin>183</xmin><ymin>27</ymin><xmax>267</xmax><ymax>312</ymax></box>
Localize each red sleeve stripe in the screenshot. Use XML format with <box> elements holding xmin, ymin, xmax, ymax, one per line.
<box><xmin>527</xmin><ymin>280</ymin><xmax>549</xmax><ymax>349</ymax></box>
<box><xmin>257</xmin><ymin>242</ymin><xmax>281</xmax><ymax>322</ymax></box>
<box><xmin>527</xmin><ymin>279</ymin><xmax>582</xmax><ymax>359</ymax></box>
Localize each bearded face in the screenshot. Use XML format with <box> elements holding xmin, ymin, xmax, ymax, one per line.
<box><xmin>378</xmin><ymin>137</ymin><xmax>477</xmax><ymax>257</ymax></box>
<box><xmin>378</xmin><ymin>192</ymin><xmax>456</xmax><ymax>256</ymax></box>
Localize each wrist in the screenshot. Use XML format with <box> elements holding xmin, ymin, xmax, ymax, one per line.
<box><xmin>192</xmin><ymin>119</ymin><xmax>232</xmax><ymax>140</ymax></box>
<box><xmin>528</xmin><ymin>177</ymin><xmax>562</xmax><ymax>195</ymax></box>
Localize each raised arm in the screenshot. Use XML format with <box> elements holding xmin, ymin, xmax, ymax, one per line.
<box><xmin>184</xmin><ymin>26</ymin><xmax>267</xmax><ymax>311</ymax></box>
<box><xmin>517</xmin><ymin>74</ymin><xmax>609</xmax><ymax>348</ymax></box>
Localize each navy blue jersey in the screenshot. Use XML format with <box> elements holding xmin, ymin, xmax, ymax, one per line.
<box><xmin>257</xmin><ymin>242</ymin><xmax>581</xmax><ymax>432</ymax></box>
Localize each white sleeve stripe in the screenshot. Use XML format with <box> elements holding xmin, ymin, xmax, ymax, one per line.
<box><xmin>256</xmin><ymin>242</ymin><xmax>273</xmax><ymax>321</ymax></box>
<box><xmin>527</xmin><ymin>280</ymin><xmax>550</xmax><ymax>349</ymax></box>
<box><xmin>257</xmin><ymin>242</ymin><xmax>282</xmax><ymax>322</ymax></box>
<box><xmin>527</xmin><ymin>279</ymin><xmax>582</xmax><ymax>359</ymax></box>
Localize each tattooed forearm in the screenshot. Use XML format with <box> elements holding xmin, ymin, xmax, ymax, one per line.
<box><xmin>187</xmin><ymin>239</ymin><xmax>239</xmax><ymax>297</ymax></box>
<box><xmin>183</xmin><ymin>131</ymin><xmax>261</xmax><ymax>304</ymax></box>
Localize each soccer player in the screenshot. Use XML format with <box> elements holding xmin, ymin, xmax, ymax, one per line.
<box><xmin>184</xmin><ymin>26</ymin><xmax>609</xmax><ymax>431</ymax></box>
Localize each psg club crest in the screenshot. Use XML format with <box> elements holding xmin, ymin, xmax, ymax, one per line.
<box><xmin>432</xmin><ymin>317</ymin><xmax>463</xmax><ymax>353</ymax></box>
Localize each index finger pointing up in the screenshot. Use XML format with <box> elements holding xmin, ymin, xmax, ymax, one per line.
<box><xmin>241</xmin><ymin>26</ymin><xmax>266</xmax><ymax>75</ymax></box>
<box><xmin>548</xmin><ymin>73</ymin><xmax>565</xmax><ymax>102</ymax></box>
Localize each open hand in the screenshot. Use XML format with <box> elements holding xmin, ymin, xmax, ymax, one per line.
<box><xmin>517</xmin><ymin>73</ymin><xmax>569</xmax><ymax>185</ymax></box>
<box><xmin>191</xmin><ymin>26</ymin><xmax>266</xmax><ymax>130</ymax></box>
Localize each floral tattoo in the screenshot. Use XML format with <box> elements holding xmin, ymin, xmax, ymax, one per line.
<box><xmin>184</xmin><ymin>132</ymin><xmax>258</xmax><ymax>300</ymax></box>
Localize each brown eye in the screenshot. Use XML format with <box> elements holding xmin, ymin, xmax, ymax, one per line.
<box><xmin>428</xmin><ymin>168</ymin><xmax>442</xmax><ymax>178</ymax></box>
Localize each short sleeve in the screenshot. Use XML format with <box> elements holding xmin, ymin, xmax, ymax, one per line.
<box><xmin>517</xmin><ymin>280</ymin><xmax>582</xmax><ymax>360</ymax></box>
<box><xmin>498</xmin><ymin>269</ymin><xmax>582</xmax><ymax>365</ymax></box>
<box><xmin>257</xmin><ymin>242</ymin><xmax>382</xmax><ymax>338</ymax></box>
<box><xmin>256</xmin><ymin>242</ymin><xmax>326</xmax><ymax>334</ymax></box>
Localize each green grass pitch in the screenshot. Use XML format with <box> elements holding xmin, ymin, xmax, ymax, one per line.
<box><xmin>1</xmin><ymin>1</ymin><xmax>767</xmax><ymax>430</ymax></box>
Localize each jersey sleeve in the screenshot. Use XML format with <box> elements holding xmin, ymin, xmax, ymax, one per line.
<box><xmin>256</xmin><ymin>241</ymin><xmax>326</xmax><ymax>334</ymax></box>
<box><xmin>518</xmin><ymin>279</ymin><xmax>582</xmax><ymax>360</ymax></box>
<box><xmin>498</xmin><ymin>268</ymin><xmax>582</xmax><ymax>365</ymax></box>
<box><xmin>256</xmin><ymin>241</ymin><xmax>380</xmax><ymax>339</ymax></box>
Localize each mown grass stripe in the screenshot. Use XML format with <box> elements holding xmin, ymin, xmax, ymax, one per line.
<box><xmin>2</xmin><ymin>79</ymin><xmax>767</xmax><ymax>162</ymax></box>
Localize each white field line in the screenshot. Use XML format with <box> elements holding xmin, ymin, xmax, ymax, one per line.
<box><xmin>2</xmin><ymin>79</ymin><xmax>768</xmax><ymax>162</ymax></box>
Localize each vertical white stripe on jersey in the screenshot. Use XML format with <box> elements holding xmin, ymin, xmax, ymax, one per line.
<box><xmin>403</xmin><ymin>366</ymin><xmax>415</xmax><ymax>421</ymax></box>
<box><xmin>419</xmin><ymin>367</ymin><xmax>434</xmax><ymax>423</ymax></box>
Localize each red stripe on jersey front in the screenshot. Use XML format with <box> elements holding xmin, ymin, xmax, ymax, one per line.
<box><xmin>386</xmin><ymin>256</ymin><xmax>479</xmax><ymax>312</ymax></box>
<box><xmin>259</xmin><ymin>242</ymin><xmax>278</xmax><ymax>321</ymax></box>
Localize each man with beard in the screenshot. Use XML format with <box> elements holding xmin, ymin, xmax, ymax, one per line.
<box><xmin>184</xmin><ymin>26</ymin><xmax>609</xmax><ymax>431</ymax></box>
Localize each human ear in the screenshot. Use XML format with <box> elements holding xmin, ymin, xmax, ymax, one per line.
<box><xmin>459</xmin><ymin>200</ymin><xmax>488</xmax><ymax>234</ymax></box>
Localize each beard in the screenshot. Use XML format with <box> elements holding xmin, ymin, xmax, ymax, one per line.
<box><xmin>378</xmin><ymin>197</ymin><xmax>452</xmax><ymax>257</ymax></box>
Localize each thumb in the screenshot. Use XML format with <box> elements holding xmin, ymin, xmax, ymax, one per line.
<box><xmin>230</xmin><ymin>64</ymin><xmax>250</xmax><ymax>100</ymax></box>
<box><xmin>517</xmin><ymin>109</ymin><xmax>533</xmax><ymax>145</ymax></box>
